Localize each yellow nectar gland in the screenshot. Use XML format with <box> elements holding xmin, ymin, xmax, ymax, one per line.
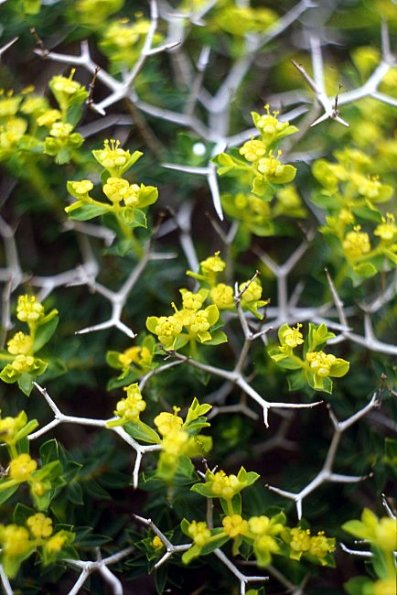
<box><xmin>239</xmin><ymin>139</ymin><xmax>267</xmax><ymax>162</ymax></box>
<box><xmin>154</xmin><ymin>410</ymin><xmax>183</xmax><ymax>436</ymax></box>
<box><xmin>306</xmin><ymin>351</ymin><xmax>336</xmax><ymax>377</ymax></box>
<box><xmin>222</xmin><ymin>515</ymin><xmax>249</xmax><ymax>538</ymax></box>
<box><xmin>27</xmin><ymin>513</ymin><xmax>53</xmax><ymax>539</ymax></box>
<box><xmin>187</xmin><ymin>521</ymin><xmax>211</xmax><ymax>547</ymax></box>
<box><xmin>210</xmin><ymin>283</ymin><xmax>234</xmax><ymax>309</ymax></box>
<box><xmin>9</xmin><ymin>453</ymin><xmax>37</xmax><ymax>482</ymax></box>
<box><xmin>7</xmin><ymin>332</ymin><xmax>33</xmax><ymax>355</ymax></box>
<box><xmin>16</xmin><ymin>294</ymin><xmax>44</xmax><ymax>323</ymax></box>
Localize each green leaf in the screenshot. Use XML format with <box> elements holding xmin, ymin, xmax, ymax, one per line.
<box><xmin>353</xmin><ymin>262</ymin><xmax>377</xmax><ymax>278</ymax></box>
<box><xmin>67</xmin><ymin>203</ymin><xmax>110</xmax><ymax>221</ymax></box>
<box><xmin>124</xmin><ymin>421</ymin><xmax>161</xmax><ymax>444</ymax></box>
<box><xmin>40</xmin><ymin>439</ymin><xmax>60</xmax><ymax>465</ymax></box>
<box><xmin>34</xmin><ymin>315</ymin><xmax>59</xmax><ymax>352</ymax></box>
<box><xmin>344</xmin><ymin>576</ymin><xmax>372</xmax><ymax>595</ymax></box>
<box><xmin>119</xmin><ymin>207</ymin><xmax>147</xmax><ymax>228</ymax></box>
<box><xmin>204</xmin><ymin>330</ymin><xmax>228</xmax><ymax>346</ymax></box>
<box><xmin>18</xmin><ymin>373</ymin><xmax>34</xmax><ymax>396</ymax></box>
<box><xmin>0</xmin><ymin>484</ymin><xmax>19</xmax><ymax>506</ymax></box>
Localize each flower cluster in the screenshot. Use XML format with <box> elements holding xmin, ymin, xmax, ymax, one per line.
<box><xmin>268</xmin><ymin>322</ymin><xmax>350</xmax><ymax>393</ymax></box>
<box><xmin>180</xmin><ymin>499</ymin><xmax>335</xmax><ymax>568</ymax></box>
<box><xmin>108</xmin><ymin>391</ymin><xmax>212</xmax><ymax>483</ymax></box>
<box><xmin>0</xmin><ymin>294</ymin><xmax>58</xmax><ymax>395</ymax></box>
<box><xmin>106</xmin><ymin>335</ymin><xmax>155</xmax><ymax>389</ymax></box>
<box><xmin>0</xmin><ymin>513</ymin><xmax>74</xmax><ymax>578</ymax></box>
<box><xmin>0</xmin><ymin>448</ymin><xmax>63</xmax><ymax>510</ymax></box>
<box><xmin>100</xmin><ymin>17</ymin><xmax>164</xmax><ymax>72</ymax></box>
<box><xmin>66</xmin><ymin>139</ymin><xmax>158</xmax><ymax>252</ymax></box>
<box><xmin>215</xmin><ymin>106</ymin><xmax>297</xmax><ymax>200</ymax></box>
<box><xmin>313</xmin><ymin>147</ymin><xmax>397</xmax><ymax>283</ymax></box>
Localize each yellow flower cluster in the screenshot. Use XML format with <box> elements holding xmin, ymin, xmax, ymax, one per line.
<box><xmin>254</xmin><ymin>105</ymin><xmax>291</xmax><ymax>139</ymax></box>
<box><xmin>146</xmin><ymin>287</ymin><xmax>220</xmax><ymax>349</ymax></box>
<box><xmin>27</xmin><ymin>513</ymin><xmax>53</xmax><ymax>539</ymax></box>
<box><xmin>222</xmin><ymin>514</ymin><xmax>249</xmax><ymax>538</ymax></box>
<box><xmin>374</xmin><ymin>213</ymin><xmax>397</xmax><ymax>241</ymax></box>
<box><xmin>0</xmin><ymin>514</ymin><xmax>73</xmax><ymax>578</ymax></box>
<box><xmin>306</xmin><ymin>351</ymin><xmax>338</xmax><ymax>378</ymax></box>
<box><xmin>279</xmin><ymin>323</ymin><xmax>304</xmax><ymax>349</ymax></box>
<box><xmin>0</xmin><ymin>411</ymin><xmax>29</xmax><ymax>445</ymax></box>
<box><xmin>342</xmin><ymin>226</ymin><xmax>371</xmax><ymax>259</ymax></box>
<box><xmin>7</xmin><ymin>332</ymin><xmax>33</xmax><ymax>355</ymax></box>
<box><xmin>186</xmin><ymin>521</ymin><xmax>212</xmax><ymax>547</ymax></box>
<box><xmin>9</xmin><ymin>453</ymin><xmax>37</xmax><ymax>482</ymax></box>
<box><xmin>93</xmin><ymin>139</ymin><xmax>132</xmax><ymax>173</ymax></box>
<box><xmin>288</xmin><ymin>527</ymin><xmax>335</xmax><ymax>563</ymax></box>
<box><xmin>114</xmin><ymin>383</ymin><xmax>146</xmax><ymax>423</ymax></box>
<box><xmin>118</xmin><ymin>345</ymin><xmax>152</xmax><ymax>369</ymax></box>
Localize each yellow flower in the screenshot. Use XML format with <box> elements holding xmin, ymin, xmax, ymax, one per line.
<box><xmin>343</xmin><ymin>226</ymin><xmax>371</xmax><ymax>259</ymax></box>
<box><xmin>255</xmin><ymin>105</ymin><xmax>289</xmax><ymax>137</ymax></box>
<box><xmin>31</xmin><ymin>481</ymin><xmax>47</xmax><ymax>497</ymax></box>
<box><xmin>279</xmin><ymin>323</ymin><xmax>304</xmax><ymax>348</ymax></box>
<box><xmin>210</xmin><ymin>283</ymin><xmax>234</xmax><ymax>309</ymax></box>
<box><xmin>161</xmin><ymin>428</ymin><xmax>189</xmax><ymax>457</ymax></box>
<box><xmin>210</xmin><ymin>470</ymin><xmax>241</xmax><ymax>500</ymax></box>
<box><xmin>93</xmin><ymin>139</ymin><xmax>132</xmax><ymax>171</ymax></box>
<box><xmin>154</xmin><ymin>410</ymin><xmax>183</xmax><ymax>436</ymax></box>
<box><xmin>239</xmin><ymin>139</ymin><xmax>267</xmax><ymax>162</ymax></box>
<box><xmin>374</xmin><ymin>213</ymin><xmax>397</xmax><ymax>241</ymax></box>
<box><xmin>309</xmin><ymin>531</ymin><xmax>335</xmax><ymax>561</ymax></box>
<box><xmin>44</xmin><ymin>532</ymin><xmax>67</xmax><ymax>553</ymax></box>
<box><xmin>27</xmin><ymin>513</ymin><xmax>53</xmax><ymax>539</ymax></box>
<box><xmin>49</xmin><ymin>122</ymin><xmax>73</xmax><ymax>138</ymax></box>
<box><xmin>187</xmin><ymin>521</ymin><xmax>211</xmax><ymax>547</ymax></box>
<box><xmin>306</xmin><ymin>351</ymin><xmax>337</xmax><ymax>377</ymax></box>
<box><xmin>180</xmin><ymin>289</ymin><xmax>208</xmax><ymax>311</ymax></box>
<box><xmin>289</xmin><ymin>527</ymin><xmax>311</xmax><ymax>554</ymax></box>
<box><xmin>16</xmin><ymin>294</ymin><xmax>44</xmax><ymax>323</ymax></box>
<box><xmin>118</xmin><ymin>346</ymin><xmax>151</xmax><ymax>369</ymax></box>
<box><xmin>52</xmin><ymin>72</ymin><xmax>82</xmax><ymax>96</ymax></box>
<box><xmin>222</xmin><ymin>515</ymin><xmax>249</xmax><ymax>538</ymax></box>
<box><xmin>239</xmin><ymin>278</ymin><xmax>263</xmax><ymax>304</ymax></box>
<box><xmin>0</xmin><ymin>93</ymin><xmax>21</xmax><ymax>118</ymax></box>
<box><xmin>10</xmin><ymin>354</ymin><xmax>36</xmax><ymax>373</ymax></box>
<box><xmin>152</xmin><ymin>535</ymin><xmax>164</xmax><ymax>550</ymax></box>
<box><xmin>36</xmin><ymin>109</ymin><xmax>62</xmax><ymax>127</ymax></box>
<box><xmin>148</xmin><ymin>315</ymin><xmax>183</xmax><ymax>347</ymax></box>
<box><xmin>0</xmin><ymin>525</ymin><xmax>31</xmax><ymax>556</ymax></box>
<box><xmin>200</xmin><ymin>251</ymin><xmax>226</xmax><ymax>274</ymax></box>
<box><xmin>9</xmin><ymin>453</ymin><xmax>37</xmax><ymax>482</ymax></box>
<box><xmin>248</xmin><ymin>516</ymin><xmax>272</xmax><ymax>536</ymax></box>
<box><xmin>373</xmin><ymin>577</ymin><xmax>396</xmax><ymax>595</ymax></box>
<box><xmin>7</xmin><ymin>332</ymin><xmax>33</xmax><ymax>355</ymax></box>
<box><xmin>68</xmin><ymin>179</ymin><xmax>93</xmax><ymax>196</ymax></box>
<box><xmin>257</xmin><ymin>153</ymin><xmax>286</xmax><ymax>178</ymax></box>
<box><xmin>103</xmin><ymin>177</ymin><xmax>130</xmax><ymax>203</ymax></box>
<box><xmin>0</xmin><ymin>411</ymin><xmax>28</xmax><ymax>445</ymax></box>
<box><xmin>115</xmin><ymin>383</ymin><xmax>146</xmax><ymax>422</ymax></box>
